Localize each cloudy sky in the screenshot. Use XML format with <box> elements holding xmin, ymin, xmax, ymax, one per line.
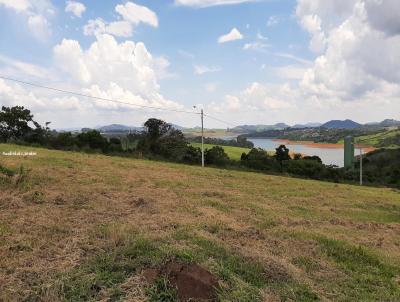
<box><xmin>0</xmin><ymin>0</ymin><xmax>399</xmax><ymax>128</ymax></box>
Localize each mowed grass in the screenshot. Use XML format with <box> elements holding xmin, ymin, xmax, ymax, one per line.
<box><xmin>190</xmin><ymin>142</ymin><xmax>250</xmax><ymax>160</ymax></box>
<box><xmin>0</xmin><ymin>143</ymin><xmax>400</xmax><ymax>301</ymax></box>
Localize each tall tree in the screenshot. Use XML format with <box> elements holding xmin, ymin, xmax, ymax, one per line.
<box><xmin>139</xmin><ymin>118</ymin><xmax>188</xmax><ymax>160</ymax></box>
<box><xmin>0</xmin><ymin>106</ymin><xmax>37</xmax><ymax>142</ymax></box>
<box><xmin>275</xmin><ymin>144</ymin><xmax>291</xmax><ymax>170</ymax></box>
<box><xmin>143</xmin><ymin>118</ymin><xmax>172</xmax><ymax>140</ymax></box>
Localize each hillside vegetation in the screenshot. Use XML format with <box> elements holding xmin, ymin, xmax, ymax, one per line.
<box><xmin>354</xmin><ymin>128</ymin><xmax>400</xmax><ymax>148</ymax></box>
<box><xmin>1</xmin><ymin>144</ymin><xmax>400</xmax><ymax>301</ymax></box>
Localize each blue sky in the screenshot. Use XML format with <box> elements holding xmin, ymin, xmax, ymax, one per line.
<box><xmin>0</xmin><ymin>0</ymin><xmax>399</xmax><ymax>128</ymax></box>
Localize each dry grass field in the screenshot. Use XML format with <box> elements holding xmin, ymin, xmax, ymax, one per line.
<box><xmin>0</xmin><ymin>143</ymin><xmax>400</xmax><ymax>301</ymax></box>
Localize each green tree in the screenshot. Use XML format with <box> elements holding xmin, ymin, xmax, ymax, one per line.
<box><xmin>0</xmin><ymin>106</ymin><xmax>40</xmax><ymax>142</ymax></box>
<box><xmin>275</xmin><ymin>144</ymin><xmax>290</xmax><ymax>170</ymax></box>
<box><xmin>138</xmin><ymin>118</ymin><xmax>188</xmax><ymax>160</ymax></box>
<box><xmin>205</xmin><ymin>146</ymin><xmax>229</xmax><ymax>166</ymax></box>
<box><xmin>144</xmin><ymin>118</ymin><xmax>172</xmax><ymax>141</ymax></box>
<box><xmin>76</xmin><ymin>130</ymin><xmax>108</xmax><ymax>151</ymax></box>
<box><xmin>241</xmin><ymin>148</ymin><xmax>279</xmax><ymax>171</ymax></box>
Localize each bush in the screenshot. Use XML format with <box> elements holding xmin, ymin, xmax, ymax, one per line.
<box><xmin>285</xmin><ymin>160</ymin><xmax>325</xmax><ymax>179</ymax></box>
<box><xmin>108</xmin><ymin>137</ymin><xmax>123</xmax><ymax>153</ymax></box>
<box><xmin>183</xmin><ymin>145</ymin><xmax>202</xmax><ymax>164</ymax></box>
<box><xmin>48</xmin><ymin>132</ymin><xmax>77</xmax><ymax>150</ymax></box>
<box><xmin>77</xmin><ymin>130</ymin><xmax>108</xmax><ymax>152</ymax></box>
<box><xmin>205</xmin><ymin>146</ymin><xmax>229</xmax><ymax>166</ymax></box>
<box><xmin>302</xmin><ymin>155</ymin><xmax>322</xmax><ymax>163</ymax></box>
<box><xmin>241</xmin><ymin>148</ymin><xmax>280</xmax><ymax>171</ymax></box>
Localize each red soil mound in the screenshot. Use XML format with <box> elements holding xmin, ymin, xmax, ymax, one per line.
<box><xmin>144</xmin><ymin>262</ymin><xmax>218</xmax><ymax>301</ymax></box>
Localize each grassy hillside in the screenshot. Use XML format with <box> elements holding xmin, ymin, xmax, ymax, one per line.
<box><xmin>338</xmin><ymin>128</ymin><xmax>400</xmax><ymax>148</ymax></box>
<box><xmin>1</xmin><ymin>144</ymin><xmax>400</xmax><ymax>301</ymax></box>
<box><xmin>190</xmin><ymin>142</ymin><xmax>250</xmax><ymax>160</ymax></box>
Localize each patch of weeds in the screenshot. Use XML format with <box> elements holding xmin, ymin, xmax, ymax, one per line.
<box><xmin>202</xmin><ymin>199</ymin><xmax>232</xmax><ymax>212</ymax></box>
<box><xmin>168</xmin><ymin>248</ymin><xmax>197</xmax><ymax>263</ymax></box>
<box><xmin>316</xmin><ymin>236</ymin><xmax>400</xmax><ymax>300</ymax></box>
<box><xmin>0</xmin><ymin>223</ymin><xmax>10</xmax><ymax>237</ymax></box>
<box><xmin>146</xmin><ymin>277</ymin><xmax>177</xmax><ymax>302</ymax></box>
<box><xmin>0</xmin><ymin>223</ymin><xmax>11</xmax><ymax>248</ymax></box>
<box><xmin>202</xmin><ymin>221</ymin><xmax>227</xmax><ymax>235</ymax></box>
<box><xmin>176</xmin><ymin>231</ymin><xmax>320</xmax><ymax>302</ymax></box>
<box><xmin>256</xmin><ymin>217</ymin><xmax>279</xmax><ymax>229</ymax></box>
<box><xmin>292</xmin><ymin>256</ymin><xmax>321</xmax><ymax>274</ymax></box>
<box><xmin>190</xmin><ymin>235</ymin><xmax>266</xmax><ymax>288</ymax></box>
<box><xmin>345</xmin><ymin>209</ymin><xmax>400</xmax><ymax>223</ymax></box>
<box><xmin>23</xmin><ymin>190</ymin><xmax>45</xmax><ymax>204</ymax></box>
<box><xmin>202</xmin><ymin>191</ymin><xmax>227</xmax><ymax>199</ymax></box>
<box><xmin>54</xmin><ymin>195</ymin><xmax>66</xmax><ymax>205</ymax></box>
<box><xmin>42</xmin><ymin>224</ymin><xmax>70</xmax><ymax>238</ymax></box>
<box><xmin>61</xmin><ymin>237</ymin><xmax>166</xmax><ymax>301</ymax></box>
<box><xmin>94</xmin><ymin>223</ymin><xmax>138</xmax><ymax>248</ymax></box>
<box><xmin>217</xmin><ymin>276</ymin><xmax>262</xmax><ymax>302</ymax></box>
<box><xmin>277</xmin><ymin>283</ymin><xmax>320</xmax><ymax>302</ymax></box>
<box><xmin>0</xmin><ymin>163</ymin><xmax>14</xmax><ymax>177</ymax></box>
<box><xmin>9</xmin><ymin>242</ymin><xmax>33</xmax><ymax>252</ymax></box>
<box><xmin>71</xmin><ymin>194</ymin><xmax>90</xmax><ymax>209</ymax></box>
<box><xmin>36</xmin><ymin>157</ymin><xmax>76</xmax><ymax>168</ymax></box>
<box><xmin>288</xmin><ymin>205</ymin><xmax>317</xmax><ymax>219</ymax></box>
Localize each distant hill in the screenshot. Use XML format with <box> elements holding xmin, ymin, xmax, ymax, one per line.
<box><xmin>292</xmin><ymin>122</ymin><xmax>322</xmax><ymax>129</ymax></box>
<box><xmin>97</xmin><ymin>123</ymin><xmax>185</xmax><ymax>133</ymax></box>
<box><xmin>97</xmin><ymin>124</ymin><xmax>142</xmax><ymax>133</ymax></box>
<box><xmin>379</xmin><ymin>119</ymin><xmax>400</xmax><ymax>127</ymax></box>
<box><xmin>321</xmin><ymin>119</ymin><xmax>362</xmax><ymax>129</ymax></box>
<box><xmin>170</xmin><ymin>124</ymin><xmax>186</xmax><ymax>131</ymax></box>
<box><xmin>231</xmin><ymin>123</ymin><xmax>290</xmax><ymax>133</ymax></box>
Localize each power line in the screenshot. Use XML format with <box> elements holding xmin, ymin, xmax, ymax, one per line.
<box><xmin>0</xmin><ymin>75</ymin><xmax>200</xmax><ymax>115</ymax></box>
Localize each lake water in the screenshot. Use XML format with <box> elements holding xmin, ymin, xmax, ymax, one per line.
<box><xmin>248</xmin><ymin>138</ymin><xmax>365</xmax><ymax>167</ymax></box>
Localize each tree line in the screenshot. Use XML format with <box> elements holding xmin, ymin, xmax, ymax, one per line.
<box><xmin>1</xmin><ymin>106</ymin><xmax>398</xmax><ymax>188</ymax></box>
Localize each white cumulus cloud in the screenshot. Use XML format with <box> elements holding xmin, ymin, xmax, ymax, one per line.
<box><xmin>84</xmin><ymin>2</ymin><xmax>158</xmax><ymax>38</ymax></box>
<box><xmin>175</xmin><ymin>0</ymin><xmax>256</xmax><ymax>8</ymax></box>
<box><xmin>53</xmin><ymin>34</ymin><xmax>181</xmax><ymax>111</ymax></box>
<box><xmin>297</xmin><ymin>0</ymin><xmax>400</xmax><ymax>100</ymax></box>
<box><xmin>218</xmin><ymin>27</ymin><xmax>243</xmax><ymax>43</ymax></box>
<box><xmin>65</xmin><ymin>1</ymin><xmax>86</xmax><ymax>18</ymax></box>
<box><xmin>0</xmin><ymin>0</ymin><xmax>54</xmax><ymax>40</ymax></box>
<box><xmin>115</xmin><ymin>2</ymin><xmax>158</xmax><ymax>28</ymax></box>
<box><xmin>28</xmin><ymin>14</ymin><xmax>51</xmax><ymax>40</ymax></box>
<box><xmin>0</xmin><ymin>0</ymin><xmax>31</xmax><ymax>12</ymax></box>
<box><xmin>214</xmin><ymin>0</ymin><xmax>400</xmax><ymax>125</ymax></box>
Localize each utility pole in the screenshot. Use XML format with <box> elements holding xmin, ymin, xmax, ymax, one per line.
<box><xmin>359</xmin><ymin>147</ymin><xmax>363</xmax><ymax>186</ymax></box>
<box><xmin>201</xmin><ymin>109</ymin><xmax>204</xmax><ymax>168</ymax></box>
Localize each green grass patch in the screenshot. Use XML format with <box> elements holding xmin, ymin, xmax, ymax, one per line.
<box><xmin>316</xmin><ymin>236</ymin><xmax>400</xmax><ymax>301</ymax></box>
<box><xmin>61</xmin><ymin>236</ymin><xmax>165</xmax><ymax>301</ymax></box>
<box><xmin>175</xmin><ymin>230</ymin><xmax>319</xmax><ymax>301</ymax></box>
<box><xmin>292</xmin><ymin>256</ymin><xmax>321</xmax><ymax>274</ymax></box>
<box><xmin>146</xmin><ymin>277</ymin><xmax>177</xmax><ymax>302</ymax></box>
<box><xmin>190</xmin><ymin>142</ymin><xmax>250</xmax><ymax>160</ymax></box>
<box><xmin>201</xmin><ymin>199</ymin><xmax>232</xmax><ymax>212</ymax></box>
<box><xmin>338</xmin><ymin>128</ymin><xmax>400</xmax><ymax>147</ymax></box>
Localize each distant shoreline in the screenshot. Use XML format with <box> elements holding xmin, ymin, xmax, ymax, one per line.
<box><xmin>271</xmin><ymin>138</ymin><xmax>376</xmax><ymax>153</ymax></box>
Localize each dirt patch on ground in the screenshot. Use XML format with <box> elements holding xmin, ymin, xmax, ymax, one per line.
<box><xmin>143</xmin><ymin>261</ymin><xmax>219</xmax><ymax>301</ymax></box>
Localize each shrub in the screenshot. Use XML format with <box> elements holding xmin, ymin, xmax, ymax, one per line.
<box><xmin>183</xmin><ymin>145</ymin><xmax>202</xmax><ymax>164</ymax></box>
<box><xmin>285</xmin><ymin>160</ymin><xmax>325</xmax><ymax>179</ymax></box>
<box><xmin>77</xmin><ymin>130</ymin><xmax>108</xmax><ymax>152</ymax></box>
<box><xmin>205</xmin><ymin>146</ymin><xmax>229</xmax><ymax>166</ymax></box>
<box><xmin>241</xmin><ymin>148</ymin><xmax>280</xmax><ymax>171</ymax></box>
